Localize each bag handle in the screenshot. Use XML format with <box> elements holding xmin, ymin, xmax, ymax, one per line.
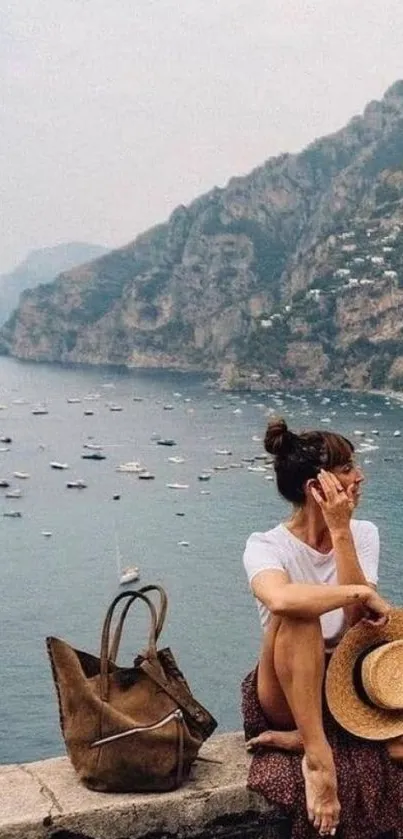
<box><xmin>100</xmin><ymin>590</ymin><xmax>158</xmax><ymax>702</ymax></box>
<box><xmin>108</xmin><ymin>585</ymin><xmax>168</xmax><ymax>662</ymax></box>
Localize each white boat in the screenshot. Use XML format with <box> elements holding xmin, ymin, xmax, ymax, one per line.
<box><xmin>178</xmin><ymin>541</ymin><xmax>189</xmax><ymax>547</ymax></box>
<box><xmin>66</xmin><ymin>397</ymin><xmax>81</xmax><ymax>403</ymax></box>
<box><xmin>66</xmin><ymin>480</ymin><xmax>87</xmax><ymax>489</ymax></box>
<box><xmin>215</xmin><ymin>449</ymin><xmax>232</xmax><ymax>456</ymax></box>
<box><xmin>247</xmin><ymin>465</ymin><xmax>266</xmax><ymax>473</ymax></box>
<box><xmin>133</xmin><ymin>396</ymin><xmax>144</xmax><ymax>402</ymax></box>
<box><xmin>394</xmin><ymin>430</ymin><xmax>401</xmax><ymax>437</ymax></box>
<box><xmin>32</xmin><ymin>406</ymin><xmax>48</xmax><ymax>415</ymax></box>
<box><xmin>166</xmin><ymin>483</ymin><xmax>189</xmax><ymax>490</ymax></box>
<box><xmin>13</xmin><ymin>471</ymin><xmax>30</xmax><ymax>479</ymax></box>
<box><xmin>83</xmin><ymin>443</ymin><xmax>102</xmax><ymax>450</ymax></box>
<box><xmin>109</xmin><ymin>405</ymin><xmax>123</xmax><ymax>412</ymax></box>
<box><xmin>42</xmin><ymin>531</ymin><xmax>52</xmax><ymax>537</ymax></box>
<box><xmin>116</xmin><ymin>461</ymin><xmax>145</xmax><ymax>473</ymax></box>
<box><xmin>198</xmin><ymin>473</ymin><xmax>211</xmax><ymax>481</ymax></box>
<box><xmin>4</xmin><ymin>510</ymin><xmax>22</xmax><ymax>518</ymax></box>
<box><xmin>168</xmin><ymin>456</ymin><xmax>185</xmax><ymax>464</ymax></box>
<box><xmin>5</xmin><ymin>489</ymin><xmax>22</xmax><ymax>498</ymax></box>
<box><xmin>163</xmin><ymin>404</ymin><xmax>174</xmax><ymax>411</ymax></box>
<box><xmin>50</xmin><ymin>462</ymin><xmax>69</xmax><ymax>470</ymax></box>
<box><xmin>115</xmin><ymin>533</ymin><xmax>140</xmax><ymax>586</ymax></box>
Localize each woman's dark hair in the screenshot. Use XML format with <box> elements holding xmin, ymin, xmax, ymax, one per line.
<box><xmin>264</xmin><ymin>417</ymin><xmax>354</xmax><ymax>504</ymax></box>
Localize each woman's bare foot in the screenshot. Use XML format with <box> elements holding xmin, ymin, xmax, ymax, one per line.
<box><xmin>302</xmin><ymin>748</ymin><xmax>340</xmax><ymax>836</ymax></box>
<box><xmin>387</xmin><ymin>734</ymin><xmax>403</xmax><ymax>761</ymax></box>
<box><xmin>246</xmin><ymin>729</ymin><xmax>302</xmax><ymax>753</ymax></box>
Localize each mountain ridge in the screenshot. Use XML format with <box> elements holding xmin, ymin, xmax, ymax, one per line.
<box><xmin>0</xmin><ymin>242</ymin><xmax>108</xmax><ymax>325</ymax></box>
<box><xmin>2</xmin><ymin>81</ymin><xmax>403</xmax><ymax>392</ymax></box>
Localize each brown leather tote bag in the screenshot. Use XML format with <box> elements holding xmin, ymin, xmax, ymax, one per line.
<box><xmin>46</xmin><ymin>586</ymin><xmax>217</xmax><ymax>792</ymax></box>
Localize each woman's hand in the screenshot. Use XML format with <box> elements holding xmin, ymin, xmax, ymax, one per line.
<box><xmin>362</xmin><ymin>588</ymin><xmax>392</xmax><ymax>627</ymax></box>
<box><xmin>309</xmin><ymin>469</ymin><xmax>353</xmax><ymax>533</ymax></box>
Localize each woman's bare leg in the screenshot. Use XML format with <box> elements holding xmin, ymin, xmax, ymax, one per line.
<box><xmin>386</xmin><ymin>735</ymin><xmax>403</xmax><ymax>761</ymax></box>
<box><xmin>250</xmin><ymin>615</ymin><xmax>340</xmax><ymax>836</ymax></box>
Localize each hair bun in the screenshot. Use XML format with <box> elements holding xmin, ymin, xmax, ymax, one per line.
<box><xmin>264</xmin><ymin>417</ymin><xmax>295</xmax><ymax>457</ymax></box>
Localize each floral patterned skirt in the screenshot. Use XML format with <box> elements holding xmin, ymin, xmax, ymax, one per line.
<box><xmin>241</xmin><ymin>667</ymin><xmax>403</xmax><ymax>839</ymax></box>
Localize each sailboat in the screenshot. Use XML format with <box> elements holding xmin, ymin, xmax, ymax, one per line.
<box><xmin>115</xmin><ymin>532</ymin><xmax>140</xmax><ymax>586</ymax></box>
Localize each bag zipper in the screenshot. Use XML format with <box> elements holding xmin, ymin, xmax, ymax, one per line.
<box><xmin>90</xmin><ymin>709</ymin><xmax>183</xmax><ymax>748</ymax></box>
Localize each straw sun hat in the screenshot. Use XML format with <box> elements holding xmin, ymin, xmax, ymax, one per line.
<box><xmin>325</xmin><ymin>607</ymin><xmax>403</xmax><ymax>740</ymax></box>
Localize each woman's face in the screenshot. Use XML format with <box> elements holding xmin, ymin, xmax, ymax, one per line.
<box><xmin>332</xmin><ymin>457</ymin><xmax>364</xmax><ymax>507</ymax></box>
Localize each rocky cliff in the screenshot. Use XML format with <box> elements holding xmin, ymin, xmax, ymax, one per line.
<box><xmin>2</xmin><ymin>81</ymin><xmax>403</xmax><ymax>391</ymax></box>
<box><xmin>0</xmin><ymin>242</ymin><xmax>108</xmax><ymax>325</ymax></box>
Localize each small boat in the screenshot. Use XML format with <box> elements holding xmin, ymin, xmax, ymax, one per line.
<box><xmin>393</xmin><ymin>430</ymin><xmax>401</xmax><ymax>437</ymax></box>
<box><xmin>42</xmin><ymin>531</ymin><xmax>52</xmax><ymax>537</ymax></box>
<box><xmin>4</xmin><ymin>510</ymin><xmax>22</xmax><ymax>518</ymax></box>
<box><xmin>200</xmin><ymin>490</ymin><xmax>211</xmax><ymax>495</ymax></box>
<box><xmin>81</xmin><ymin>452</ymin><xmax>106</xmax><ymax>460</ymax></box>
<box><xmin>156</xmin><ymin>439</ymin><xmax>176</xmax><ymax>447</ymax></box>
<box><xmin>0</xmin><ymin>447</ymin><xmax>10</xmax><ymax>452</ymax></box>
<box><xmin>163</xmin><ymin>404</ymin><xmax>174</xmax><ymax>411</ymax></box>
<box><xmin>119</xmin><ymin>566</ymin><xmax>140</xmax><ymax>585</ymax></box>
<box><xmin>212</xmin><ymin>405</ymin><xmax>223</xmax><ymax>410</ymax></box>
<box><xmin>166</xmin><ymin>483</ymin><xmax>189</xmax><ymax>490</ymax></box>
<box><xmin>83</xmin><ymin>443</ymin><xmax>102</xmax><ymax>450</ymax></box>
<box><xmin>198</xmin><ymin>474</ymin><xmax>211</xmax><ymax>481</ymax></box>
<box><xmin>66</xmin><ymin>480</ymin><xmax>87</xmax><ymax>489</ymax></box>
<box><xmin>84</xmin><ymin>393</ymin><xmax>100</xmax><ymax>401</ymax></box>
<box><xmin>247</xmin><ymin>465</ymin><xmax>266</xmax><ymax>473</ymax></box>
<box><xmin>50</xmin><ymin>462</ymin><xmax>69</xmax><ymax>470</ymax></box>
<box><xmin>84</xmin><ymin>409</ymin><xmax>94</xmax><ymax>416</ymax></box>
<box><xmin>13</xmin><ymin>471</ymin><xmax>30</xmax><ymax>479</ymax></box>
<box><xmin>109</xmin><ymin>405</ymin><xmax>123</xmax><ymax>412</ymax></box>
<box><xmin>213</xmin><ymin>464</ymin><xmax>229</xmax><ymax>471</ymax></box>
<box><xmin>138</xmin><ymin>471</ymin><xmax>155</xmax><ymax>480</ymax></box>
<box><xmin>215</xmin><ymin>449</ymin><xmax>232</xmax><ymax>456</ymax></box>
<box><xmin>32</xmin><ymin>406</ymin><xmax>48</xmax><ymax>415</ymax></box>
<box><xmin>0</xmin><ymin>479</ymin><xmax>10</xmax><ymax>488</ymax></box>
<box><xmin>178</xmin><ymin>541</ymin><xmax>189</xmax><ymax>547</ymax></box>
<box><xmin>115</xmin><ymin>533</ymin><xmax>140</xmax><ymax>586</ymax></box>
<box><xmin>116</xmin><ymin>462</ymin><xmax>145</xmax><ymax>473</ymax></box>
<box><xmin>0</xmin><ymin>436</ymin><xmax>12</xmax><ymax>443</ymax></box>
<box><xmin>5</xmin><ymin>489</ymin><xmax>22</xmax><ymax>498</ymax></box>
<box><xmin>133</xmin><ymin>396</ymin><xmax>144</xmax><ymax>402</ymax></box>
<box><xmin>168</xmin><ymin>456</ymin><xmax>185</xmax><ymax>464</ymax></box>
<box><xmin>66</xmin><ymin>397</ymin><xmax>81</xmax><ymax>403</ymax></box>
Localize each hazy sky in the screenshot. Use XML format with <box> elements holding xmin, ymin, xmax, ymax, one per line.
<box><xmin>1</xmin><ymin>1</ymin><xmax>402</xmax><ymax>273</ymax></box>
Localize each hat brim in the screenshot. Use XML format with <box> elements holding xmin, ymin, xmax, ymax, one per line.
<box><xmin>325</xmin><ymin>607</ymin><xmax>403</xmax><ymax>740</ymax></box>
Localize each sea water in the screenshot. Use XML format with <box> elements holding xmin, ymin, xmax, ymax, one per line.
<box><xmin>0</xmin><ymin>357</ymin><xmax>402</xmax><ymax>764</ymax></box>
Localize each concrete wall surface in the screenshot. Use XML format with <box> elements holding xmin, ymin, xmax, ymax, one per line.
<box><xmin>0</xmin><ymin>732</ymin><xmax>291</xmax><ymax>839</ymax></box>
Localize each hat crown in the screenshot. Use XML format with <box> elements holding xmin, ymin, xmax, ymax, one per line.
<box><xmin>361</xmin><ymin>640</ymin><xmax>403</xmax><ymax>710</ymax></box>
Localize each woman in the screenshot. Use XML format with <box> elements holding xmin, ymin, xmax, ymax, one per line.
<box><xmin>242</xmin><ymin>417</ymin><xmax>394</xmax><ymax>837</ymax></box>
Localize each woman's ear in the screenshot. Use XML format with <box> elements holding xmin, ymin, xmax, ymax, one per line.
<box><xmin>305</xmin><ymin>478</ymin><xmax>323</xmax><ymax>499</ymax></box>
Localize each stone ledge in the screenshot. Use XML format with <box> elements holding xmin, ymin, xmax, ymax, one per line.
<box><xmin>0</xmin><ymin>732</ymin><xmax>290</xmax><ymax>839</ymax></box>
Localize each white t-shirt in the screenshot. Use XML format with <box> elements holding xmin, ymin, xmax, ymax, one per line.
<box><xmin>243</xmin><ymin>519</ymin><xmax>379</xmax><ymax>642</ymax></box>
